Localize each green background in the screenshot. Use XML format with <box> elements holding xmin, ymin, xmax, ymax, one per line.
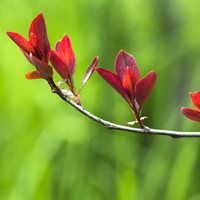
<box><xmin>1</xmin><ymin>0</ymin><xmax>200</xmax><ymax>199</ymax></box>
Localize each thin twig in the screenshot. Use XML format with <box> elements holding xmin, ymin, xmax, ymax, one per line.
<box><xmin>54</xmin><ymin>90</ymin><xmax>200</xmax><ymax>138</ymax></box>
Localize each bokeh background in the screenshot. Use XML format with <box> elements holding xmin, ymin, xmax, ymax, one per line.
<box><xmin>1</xmin><ymin>0</ymin><xmax>200</xmax><ymax>199</ymax></box>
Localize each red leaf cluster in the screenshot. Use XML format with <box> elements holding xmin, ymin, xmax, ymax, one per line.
<box><xmin>6</xmin><ymin>13</ymin><xmax>52</xmax><ymax>80</ymax></box>
<box><xmin>6</xmin><ymin>13</ymin><xmax>98</xmax><ymax>105</ymax></box>
<box><xmin>95</xmin><ymin>50</ymin><xmax>156</xmax><ymax>126</ymax></box>
<box><xmin>50</xmin><ymin>34</ymin><xmax>98</xmax><ymax>103</ymax></box>
<box><xmin>182</xmin><ymin>92</ymin><xmax>200</xmax><ymax>122</ymax></box>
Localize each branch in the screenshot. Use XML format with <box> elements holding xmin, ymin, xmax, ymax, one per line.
<box><xmin>52</xmin><ymin>88</ymin><xmax>200</xmax><ymax>138</ymax></box>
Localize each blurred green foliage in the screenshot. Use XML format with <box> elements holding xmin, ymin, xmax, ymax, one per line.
<box><xmin>1</xmin><ymin>0</ymin><xmax>200</xmax><ymax>199</ymax></box>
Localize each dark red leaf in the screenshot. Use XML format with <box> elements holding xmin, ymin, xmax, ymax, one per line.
<box><xmin>79</xmin><ymin>56</ymin><xmax>99</xmax><ymax>93</ymax></box>
<box><xmin>25</xmin><ymin>70</ymin><xmax>45</xmax><ymax>80</ymax></box>
<box><xmin>29</xmin><ymin>12</ymin><xmax>51</xmax><ymax>63</ymax></box>
<box><xmin>122</xmin><ymin>67</ymin><xmax>134</xmax><ymax>100</ymax></box>
<box><xmin>20</xmin><ymin>49</ymin><xmax>32</xmax><ymax>64</ymax></box>
<box><xmin>181</xmin><ymin>107</ymin><xmax>200</xmax><ymax>122</ymax></box>
<box><xmin>6</xmin><ymin>31</ymin><xmax>34</xmax><ymax>54</ymax></box>
<box><xmin>30</xmin><ymin>53</ymin><xmax>53</xmax><ymax>78</ymax></box>
<box><xmin>115</xmin><ymin>50</ymin><xmax>140</xmax><ymax>84</ymax></box>
<box><xmin>95</xmin><ymin>68</ymin><xmax>129</xmax><ymax>102</ymax></box>
<box><xmin>58</xmin><ymin>34</ymin><xmax>76</xmax><ymax>77</ymax></box>
<box><xmin>50</xmin><ymin>49</ymin><xmax>69</xmax><ymax>79</ymax></box>
<box><xmin>135</xmin><ymin>71</ymin><xmax>157</xmax><ymax>107</ymax></box>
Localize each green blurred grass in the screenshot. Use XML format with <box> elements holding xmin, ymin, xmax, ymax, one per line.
<box><xmin>1</xmin><ymin>0</ymin><xmax>200</xmax><ymax>199</ymax></box>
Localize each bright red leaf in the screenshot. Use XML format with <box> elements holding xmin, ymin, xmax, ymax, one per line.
<box><xmin>122</xmin><ymin>67</ymin><xmax>134</xmax><ymax>101</ymax></box>
<box><xmin>58</xmin><ymin>34</ymin><xmax>76</xmax><ymax>77</ymax></box>
<box><xmin>135</xmin><ymin>71</ymin><xmax>157</xmax><ymax>107</ymax></box>
<box><xmin>191</xmin><ymin>92</ymin><xmax>200</xmax><ymax>112</ymax></box>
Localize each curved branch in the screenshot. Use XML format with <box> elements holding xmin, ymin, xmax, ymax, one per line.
<box><xmin>53</xmin><ymin>88</ymin><xmax>200</xmax><ymax>138</ymax></box>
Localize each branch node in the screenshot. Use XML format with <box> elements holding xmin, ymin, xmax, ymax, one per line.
<box><xmin>106</xmin><ymin>124</ymin><xmax>114</xmax><ymax>129</ymax></box>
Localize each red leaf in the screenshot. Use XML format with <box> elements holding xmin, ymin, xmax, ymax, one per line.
<box><xmin>115</xmin><ymin>50</ymin><xmax>140</xmax><ymax>84</ymax></box>
<box><xmin>181</xmin><ymin>107</ymin><xmax>200</xmax><ymax>122</ymax></box>
<box><xmin>191</xmin><ymin>92</ymin><xmax>200</xmax><ymax>112</ymax></box>
<box><xmin>6</xmin><ymin>31</ymin><xmax>34</xmax><ymax>54</ymax></box>
<box><xmin>58</xmin><ymin>34</ymin><xmax>76</xmax><ymax>77</ymax></box>
<box><xmin>29</xmin><ymin>32</ymin><xmax>44</xmax><ymax>60</ymax></box>
<box><xmin>135</xmin><ymin>71</ymin><xmax>157</xmax><ymax>107</ymax></box>
<box><xmin>95</xmin><ymin>68</ymin><xmax>129</xmax><ymax>102</ymax></box>
<box><xmin>30</xmin><ymin>53</ymin><xmax>53</xmax><ymax>78</ymax></box>
<box><xmin>190</xmin><ymin>92</ymin><xmax>194</xmax><ymax>98</ymax></box>
<box><xmin>20</xmin><ymin>48</ymin><xmax>32</xmax><ymax>64</ymax></box>
<box><xmin>50</xmin><ymin>49</ymin><xmax>69</xmax><ymax>79</ymax></box>
<box><xmin>29</xmin><ymin>12</ymin><xmax>51</xmax><ymax>63</ymax></box>
<box><xmin>25</xmin><ymin>70</ymin><xmax>45</xmax><ymax>80</ymax></box>
<box><xmin>55</xmin><ymin>41</ymin><xmax>61</xmax><ymax>53</ymax></box>
<box><xmin>122</xmin><ymin>67</ymin><xmax>134</xmax><ymax>100</ymax></box>
<box><xmin>79</xmin><ymin>56</ymin><xmax>99</xmax><ymax>93</ymax></box>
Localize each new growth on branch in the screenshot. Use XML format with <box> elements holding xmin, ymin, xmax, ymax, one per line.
<box><xmin>6</xmin><ymin>13</ymin><xmax>200</xmax><ymax>138</ymax></box>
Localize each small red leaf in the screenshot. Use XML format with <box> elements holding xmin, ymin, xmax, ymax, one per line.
<box><xmin>181</xmin><ymin>107</ymin><xmax>200</xmax><ymax>122</ymax></box>
<box><xmin>191</xmin><ymin>92</ymin><xmax>200</xmax><ymax>112</ymax></box>
<box><xmin>50</xmin><ymin>49</ymin><xmax>69</xmax><ymax>79</ymax></box>
<box><xmin>30</xmin><ymin>53</ymin><xmax>53</xmax><ymax>78</ymax></box>
<box><xmin>6</xmin><ymin>31</ymin><xmax>34</xmax><ymax>54</ymax></box>
<box><xmin>79</xmin><ymin>56</ymin><xmax>99</xmax><ymax>93</ymax></box>
<box><xmin>115</xmin><ymin>50</ymin><xmax>140</xmax><ymax>84</ymax></box>
<box><xmin>29</xmin><ymin>32</ymin><xmax>44</xmax><ymax>60</ymax></box>
<box><xmin>135</xmin><ymin>71</ymin><xmax>157</xmax><ymax>107</ymax></box>
<box><xmin>190</xmin><ymin>92</ymin><xmax>194</xmax><ymax>98</ymax></box>
<box><xmin>122</xmin><ymin>67</ymin><xmax>134</xmax><ymax>100</ymax></box>
<box><xmin>95</xmin><ymin>68</ymin><xmax>129</xmax><ymax>102</ymax></box>
<box><xmin>20</xmin><ymin>49</ymin><xmax>32</xmax><ymax>64</ymax></box>
<box><xmin>55</xmin><ymin>41</ymin><xmax>61</xmax><ymax>53</ymax></box>
<box><xmin>25</xmin><ymin>70</ymin><xmax>45</xmax><ymax>80</ymax></box>
<box><xmin>29</xmin><ymin>12</ymin><xmax>51</xmax><ymax>63</ymax></box>
<box><xmin>58</xmin><ymin>34</ymin><xmax>76</xmax><ymax>77</ymax></box>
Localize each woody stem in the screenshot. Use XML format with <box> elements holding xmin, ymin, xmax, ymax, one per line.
<box><xmin>51</xmin><ymin>87</ymin><xmax>200</xmax><ymax>138</ymax></box>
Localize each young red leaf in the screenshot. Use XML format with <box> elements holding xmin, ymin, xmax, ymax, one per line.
<box><xmin>79</xmin><ymin>56</ymin><xmax>99</xmax><ymax>93</ymax></box>
<box><xmin>29</xmin><ymin>32</ymin><xmax>44</xmax><ymax>61</ymax></box>
<box><xmin>135</xmin><ymin>71</ymin><xmax>157</xmax><ymax>107</ymax></box>
<box><xmin>30</xmin><ymin>53</ymin><xmax>53</xmax><ymax>78</ymax></box>
<box><xmin>20</xmin><ymin>48</ymin><xmax>33</xmax><ymax>64</ymax></box>
<box><xmin>115</xmin><ymin>50</ymin><xmax>140</xmax><ymax>84</ymax></box>
<box><xmin>181</xmin><ymin>107</ymin><xmax>200</xmax><ymax>122</ymax></box>
<box><xmin>55</xmin><ymin>41</ymin><xmax>61</xmax><ymax>53</ymax></box>
<box><xmin>50</xmin><ymin>49</ymin><xmax>69</xmax><ymax>80</ymax></box>
<box><xmin>29</xmin><ymin>12</ymin><xmax>51</xmax><ymax>63</ymax></box>
<box><xmin>191</xmin><ymin>92</ymin><xmax>200</xmax><ymax>112</ymax></box>
<box><xmin>6</xmin><ymin>31</ymin><xmax>34</xmax><ymax>54</ymax></box>
<box><xmin>25</xmin><ymin>70</ymin><xmax>45</xmax><ymax>80</ymax></box>
<box><xmin>95</xmin><ymin>68</ymin><xmax>129</xmax><ymax>102</ymax></box>
<box><xmin>58</xmin><ymin>34</ymin><xmax>76</xmax><ymax>77</ymax></box>
<box><xmin>122</xmin><ymin>67</ymin><xmax>134</xmax><ymax>100</ymax></box>
<box><xmin>190</xmin><ymin>92</ymin><xmax>194</xmax><ymax>98</ymax></box>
